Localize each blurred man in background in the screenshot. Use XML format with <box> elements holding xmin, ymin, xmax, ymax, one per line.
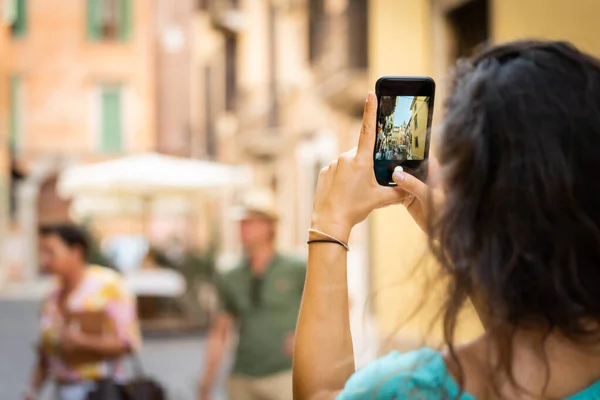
<box><xmin>198</xmin><ymin>190</ymin><xmax>306</xmax><ymax>400</ymax></box>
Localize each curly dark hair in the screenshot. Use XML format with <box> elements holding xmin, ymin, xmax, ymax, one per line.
<box><xmin>429</xmin><ymin>40</ymin><xmax>600</xmax><ymax>397</ymax></box>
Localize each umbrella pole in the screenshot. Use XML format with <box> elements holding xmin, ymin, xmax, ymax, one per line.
<box><xmin>142</xmin><ymin>195</ymin><xmax>152</xmax><ymax>239</ymax></box>
<box><xmin>189</xmin><ymin>195</ymin><xmax>199</xmax><ymax>251</ymax></box>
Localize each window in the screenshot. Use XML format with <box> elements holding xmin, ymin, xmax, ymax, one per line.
<box><xmin>347</xmin><ymin>0</ymin><xmax>368</xmax><ymax>69</ymax></box>
<box><xmin>204</xmin><ymin>66</ymin><xmax>215</xmax><ymax>157</ymax></box>
<box><xmin>9</xmin><ymin>75</ymin><xmax>22</xmax><ymax>151</ymax></box>
<box><xmin>415</xmin><ymin>136</ymin><xmax>419</xmax><ymax>148</ymax></box>
<box><xmin>447</xmin><ymin>0</ymin><xmax>489</xmax><ymax>59</ymax></box>
<box><xmin>308</xmin><ymin>0</ymin><xmax>326</xmax><ymax>64</ymax></box>
<box><xmin>414</xmin><ymin>114</ymin><xmax>418</xmax><ymax>129</ymax></box>
<box><xmin>87</xmin><ymin>0</ymin><xmax>133</xmax><ymax>41</ymax></box>
<box><xmin>10</xmin><ymin>0</ymin><xmax>27</xmax><ymax>37</ymax></box>
<box><xmin>225</xmin><ymin>35</ymin><xmax>238</xmax><ymax>111</ymax></box>
<box><xmin>99</xmin><ymin>85</ymin><xmax>123</xmax><ymax>153</ymax></box>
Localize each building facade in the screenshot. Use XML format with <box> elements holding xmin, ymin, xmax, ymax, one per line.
<box><xmin>410</xmin><ymin>96</ymin><xmax>428</xmax><ymax>160</ymax></box>
<box><xmin>369</xmin><ymin>0</ymin><xmax>600</xmax><ymax>351</ymax></box>
<box><xmin>4</xmin><ymin>0</ymin><xmax>157</xmax><ymax>279</ymax></box>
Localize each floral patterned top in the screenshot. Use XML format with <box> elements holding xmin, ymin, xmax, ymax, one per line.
<box><xmin>39</xmin><ymin>266</ymin><xmax>141</xmax><ymax>382</ymax></box>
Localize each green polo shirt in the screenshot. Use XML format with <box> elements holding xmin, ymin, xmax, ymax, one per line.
<box><xmin>216</xmin><ymin>252</ymin><xmax>306</xmax><ymax>377</ymax></box>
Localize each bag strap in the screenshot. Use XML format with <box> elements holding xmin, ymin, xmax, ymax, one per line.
<box><xmin>128</xmin><ymin>350</ymin><xmax>145</xmax><ymax>378</ymax></box>
<box><xmin>106</xmin><ymin>348</ymin><xmax>145</xmax><ymax>379</ymax></box>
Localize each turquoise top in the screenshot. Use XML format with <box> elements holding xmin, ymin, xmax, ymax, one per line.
<box><xmin>336</xmin><ymin>347</ymin><xmax>600</xmax><ymax>399</ymax></box>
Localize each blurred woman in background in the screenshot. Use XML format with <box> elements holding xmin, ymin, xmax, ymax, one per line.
<box><xmin>24</xmin><ymin>223</ymin><xmax>140</xmax><ymax>400</ymax></box>
<box><xmin>294</xmin><ymin>41</ymin><xmax>600</xmax><ymax>399</ymax></box>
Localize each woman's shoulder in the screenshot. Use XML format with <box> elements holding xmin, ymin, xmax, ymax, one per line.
<box><xmin>86</xmin><ymin>265</ymin><xmax>124</xmax><ymax>285</ymax></box>
<box><xmin>83</xmin><ymin>266</ymin><xmax>130</xmax><ymax>299</ymax></box>
<box><xmin>337</xmin><ymin>347</ymin><xmax>464</xmax><ymax>400</ymax></box>
<box><xmin>87</xmin><ymin>264</ymin><xmax>120</xmax><ymax>277</ymax></box>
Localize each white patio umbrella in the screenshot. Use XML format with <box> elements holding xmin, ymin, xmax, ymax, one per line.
<box><xmin>57</xmin><ymin>152</ymin><xmax>250</xmax><ymax>198</ymax></box>
<box><xmin>68</xmin><ymin>194</ymin><xmax>195</xmax><ymax>219</ymax></box>
<box><xmin>57</xmin><ymin>152</ymin><xmax>250</xmax><ymax>236</ymax></box>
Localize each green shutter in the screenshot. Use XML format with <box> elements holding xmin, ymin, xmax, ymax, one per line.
<box><xmin>12</xmin><ymin>0</ymin><xmax>27</xmax><ymax>37</ymax></box>
<box><xmin>119</xmin><ymin>0</ymin><xmax>133</xmax><ymax>40</ymax></box>
<box><xmin>87</xmin><ymin>0</ymin><xmax>101</xmax><ymax>40</ymax></box>
<box><xmin>9</xmin><ymin>76</ymin><xmax>20</xmax><ymax>150</ymax></box>
<box><xmin>101</xmin><ymin>86</ymin><xmax>123</xmax><ymax>153</ymax></box>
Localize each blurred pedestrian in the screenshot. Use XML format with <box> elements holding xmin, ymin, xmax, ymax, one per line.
<box><xmin>23</xmin><ymin>223</ymin><xmax>141</xmax><ymax>400</ymax></box>
<box><xmin>198</xmin><ymin>191</ymin><xmax>306</xmax><ymax>400</ymax></box>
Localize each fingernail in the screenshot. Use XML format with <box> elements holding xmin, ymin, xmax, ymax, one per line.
<box><xmin>366</xmin><ymin>92</ymin><xmax>375</xmax><ymax>103</ymax></box>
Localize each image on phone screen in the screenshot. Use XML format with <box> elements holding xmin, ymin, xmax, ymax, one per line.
<box><xmin>374</xmin><ymin>95</ymin><xmax>430</xmax><ymax>163</ymax></box>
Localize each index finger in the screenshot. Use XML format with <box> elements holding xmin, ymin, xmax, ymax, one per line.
<box><xmin>357</xmin><ymin>92</ymin><xmax>378</xmax><ymax>160</ymax></box>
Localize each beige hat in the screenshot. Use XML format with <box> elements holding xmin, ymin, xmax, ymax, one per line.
<box><xmin>230</xmin><ymin>188</ymin><xmax>279</xmax><ymax>221</ymax></box>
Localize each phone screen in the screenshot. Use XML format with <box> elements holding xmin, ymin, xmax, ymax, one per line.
<box><xmin>374</xmin><ymin>77</ymin><xmax>435</xmax><ymax>186</ymax></box>
<box><xmin>375</xmin><ymin>95</ymin><xmax>430</xmax><ymax>162</ymax></box>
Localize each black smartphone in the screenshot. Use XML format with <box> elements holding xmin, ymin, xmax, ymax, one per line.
<box><xmin>374</xmin><ymin>76</ymin><xmax>435</xmax><ymax>186</ymax></box>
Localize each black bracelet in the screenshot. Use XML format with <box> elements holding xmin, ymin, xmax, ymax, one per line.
<box><xmin>307</xmin><ymin>238</ymin><xmax>349</xmax><ymax>251</ymax></box>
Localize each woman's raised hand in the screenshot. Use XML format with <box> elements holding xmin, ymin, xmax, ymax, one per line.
<box><xmin>311</xmin><ymin>92</ymin><xmax>432</xmax><ymax>241</ymax></box>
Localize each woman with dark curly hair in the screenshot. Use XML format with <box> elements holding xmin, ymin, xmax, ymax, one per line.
<box><xmin>293</xmin><ymin>41</ymin><xmax>600</xmax><ymax>399</ymax></box>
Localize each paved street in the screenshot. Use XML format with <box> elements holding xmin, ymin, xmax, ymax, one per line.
<box><xmin>0</xmin><ymin>300</ymin><xmax>229</xmax><ymax>400</ymax></box>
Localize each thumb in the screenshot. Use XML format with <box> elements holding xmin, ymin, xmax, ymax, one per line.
<box><xmin>392</xmin><ymin>170</ymin><xmax>428</xmax><ymax>201</ymax></box>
